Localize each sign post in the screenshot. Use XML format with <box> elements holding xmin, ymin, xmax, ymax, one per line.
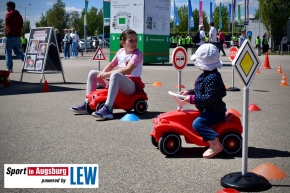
<box><xmin>20</xmin><ymin>27</ymin><xmax>65</xmax><ymax>84</ymax></box>
<box><xmin>281</xmin><ymin>37</ymin><xmax>288</xmax><ymax>56</ymax></box>
<box><xmin>92</xmin><ymin>46</ymin><xmax>106</xmax><ymax>88</ymax></box>
<box><xmin>172</xmin><ymin>46</ymin><xmax>187</xmax><ymax>92</ymax></box>
<box><xmin>227</xmin><ymin>46</ymin><xmax>240</xmax><ymax>91</ymax></box>
<box><xmin>221</xmin><ymin>40</ymin><xmax>271</xmax><ymax>192</ymax></box>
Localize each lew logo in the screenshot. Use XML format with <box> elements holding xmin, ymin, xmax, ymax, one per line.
<box><xmin>70</xmin><ymin>167</ymin><xmax>98</xmax><ymax>185</ymax></box>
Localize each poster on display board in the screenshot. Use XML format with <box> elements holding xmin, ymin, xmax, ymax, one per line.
<box><xmin>109</xmin><ymin>0</ymin><xmax>171</xmax><ymax>64</ymax></box>
<box><xmin>20</xmin><ymin>27</ymin><xmax>65</xmax><ymax>84</ymax></box>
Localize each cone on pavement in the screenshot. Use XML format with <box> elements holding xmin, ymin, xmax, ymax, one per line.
<box><xmin>263</xmin><ymin>52</ymin><xmax>271</xmax><ymax>69</ymax></box>
<box><xmin>249</xmin><ymin>104</ymin><xmax>261</xmax><ymax>111</ymax></box>
<box><xmin>42</xmin><ymin>80</ymin><xmax>50</xmax><ymax>92</ymax></box>
<box><xmin>251</xmin><ymin>163</ymin><xmax>287</xmax><ymax>180</ymax></box>
<box><xmin>217</xmin><ymin>188</ymin><xmax>240</xmax><ymax>193</ymax></box>
<box><xmin>227</xmin><ymin>109</ymin><xmax>242</xmax><ymax>117</ymax></box>
<box><xmin>152</xmin><ymin>81</ymin><xmax>162</xmax><ymax>86</ymax></box>
<box><xmin>280</xmin><ymin>73</ymin><xmax>288</xmax><ymax>86</ymax></box>
<box><xmin>175</xmin><ymin>84</ymin><xmax>185</xmax><ymax>89</ymax></box>
<box><xmin>277</xmin><ymin>64</ymin><xmax>283</xmax><ymax>73</ymax></box>
<box><xmin>256</xmin><ymin>68</ymin><xmax>261</xmax><ymax>74</ymax></box>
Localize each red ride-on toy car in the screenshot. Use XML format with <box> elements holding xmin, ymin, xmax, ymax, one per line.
<box><xmin>85</xmin><ymin>80</ymin><xmax>148</xmax><ymax>115</ymax></box>
<box><xmin>150</xmin><ymin>91</ymin><xmax>243</xmax><ymax>156</ymax></box>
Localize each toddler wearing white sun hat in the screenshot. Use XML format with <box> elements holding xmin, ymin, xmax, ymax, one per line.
<box><xmin>180</xmin><ymin>43</ymin><xmax>227</xmax><ymax>159</ymax></box>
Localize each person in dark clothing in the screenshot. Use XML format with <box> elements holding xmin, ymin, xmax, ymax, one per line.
<box><xmin>180</xmin><ymin>43</ymin><xmax>226</xmax><ymax>159</ymax></box>
<box><xmin>55</xmin><ymin>29</ymin><xmax>62</xmax><ymax>53</ymax></box>
<box><xmin>4</xmin><ymin>1</ymin><xmax>24</xmax><ymax>73</ymax></box>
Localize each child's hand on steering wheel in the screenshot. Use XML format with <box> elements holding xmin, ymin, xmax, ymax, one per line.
<box><xmin>183</xmin><ymin>95</ymin><xmax>190</xmax><ymax>103</ymax></box>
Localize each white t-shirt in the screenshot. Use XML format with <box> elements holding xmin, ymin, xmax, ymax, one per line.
<box><xmin>198</xmin><ymin>30</ymin><xmax>206</xmax><ymax>45</ymax></box>
<box><xmin>71</xmin><ymin>33</ymin><xmax>79</xmax><ymax>42</ymax></box>
<box><xmin>209</xmin><ymin>26</ymin><xmax>217</xmax><ymax>42</ymax></box>
<box><xmin>110</xmin><ymin>48</ymin><xmax>143</xmax><ymax>77</ymax></box>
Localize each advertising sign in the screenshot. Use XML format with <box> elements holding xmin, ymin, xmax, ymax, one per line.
<box><xmin>110</xmin><ymin>0</ymin><xmax>170</xmax><ymax>64</ymax></box>
<box><xmin>20</xmin><ymin>27</ymin><xmax>65</xmax><ymax>83</ymax></box>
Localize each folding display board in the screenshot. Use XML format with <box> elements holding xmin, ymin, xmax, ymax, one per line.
<box><xmin>20</xmin><ymin>27</ymin><xmax>65</xmax><ymax>84</ymax></box>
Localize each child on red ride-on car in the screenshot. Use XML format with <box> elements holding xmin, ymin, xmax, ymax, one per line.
<box><xmin>180</xmin><ymin>43</ymin><xmax>227</xmax><ymax>159</ymax></box>
<box><xmin>70</xmin><ymin>29</ymin><xmax>144</xmax><ymax>120</ymax></box>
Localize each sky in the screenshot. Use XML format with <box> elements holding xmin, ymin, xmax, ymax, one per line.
<box><xmin>0</xmin><ymin>0</ymin><xmax>259</xmax><ymax>28</ymax></box>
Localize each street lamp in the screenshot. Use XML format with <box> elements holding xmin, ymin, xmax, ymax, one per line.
<box><xmin>20</xmin><ymin>4</ymin><xmax>31</xmax><ymax>23</ymax></box>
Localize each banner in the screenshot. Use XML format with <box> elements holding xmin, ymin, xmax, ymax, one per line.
<box><xmin>173</xmin><ymin>0</ymin><xmax>180</xmax><ymax>26</ymax></box>
<box><xmin>229</xmin><ymin>4</ymin><xmax>231</xmax><ymax>31</ymax></box>
<box><xmin>232</xmin><ymin>0</ymin><xmax>236</xmax><ymax>22</ymax></box>
<box><xmin>219</xmin><ymin>3</ymin><xmax>222</xmax><ymax>29</ymax></box>
<box><xmin>238</xmin><ymin>4</ymin><xmax>241</xmax><ymax>24</ymax></box>
<box><xmin>4</xmin><ymin>164</ymin><xmax>98</xmax><ymax>188</ymax></box>
<box><xmin>104</xmin><ymin>0</ymin><xmax>110</xmax><ymax>26</ymax></box>
<box><xmin>210</xmin><ymin>2</ymin><xmax>213</xmax><ymax>22</ymax></box>
<box><xmin>199</xmin><ymin>0</ymin><xmax>203</xmax><ymax>25</ymax></box>
<box><xmin>20</xmin><ymin>27</ymin><xmax>65</xmax><ymax>83</ymax></box>
<box><xmin>188</xmin><ymin>0</ymin><xmax>194</xmax><ymax>29</ymax></box>
<box><xmin>247</xmin><ymin>0</ymin><xmax>249</xmax><ymax>22</ymax></box>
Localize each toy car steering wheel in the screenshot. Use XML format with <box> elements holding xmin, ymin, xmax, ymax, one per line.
<box><xmin>168</xmin><ymin>91</ymin><xmax>188</xmax><ymax>110</ymax></box>
<box><xmin>168</xmin><ymin>91</ymin><xmax>187</xmax><ymax>100</ymax></box>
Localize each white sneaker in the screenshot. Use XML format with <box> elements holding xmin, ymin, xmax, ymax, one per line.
<box><xmin>73</xmin><ymin>57</ymin><xmax>76</xmax><ymax>59</ymax></box>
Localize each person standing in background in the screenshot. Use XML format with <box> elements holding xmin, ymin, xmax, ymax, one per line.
<box><xmin>4</xmin><ymin>1</ymin><xmax>24</xmax><ymax>73</ymax></box>
<box><xmin>71</xmin><ymin>28</ymin><xmax>79</xmax><ymax>58</ymax></box>
<box><xmin>20</xmin><ymin>34</ymin><xmax>27</xmax><ymax>53</ymax></box>
<box><xmin>55</xmin><ymin>29</ymin><xmax>62</xmax><ymax>53</ymax></box>
<box><xmin>209</xmin><ymin>22</ymin><xmax>217</xmax><ymax>47</ymax></box>
<box><xmin>217</xmin><ymin>29</ymin><xmax>226</xmax><ymax>56</ymax></box>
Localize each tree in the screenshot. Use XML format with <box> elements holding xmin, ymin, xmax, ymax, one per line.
<box><xmin>212</xmin><ymin>4</ymin><xmax>230</xmax><ymax>33</ymax></box>
<box><xmin>23</xmin><ymin>20</ymin><xmax>31</xmax><ymax>35</ymax></box>
<box><xmin>46</xmin><ymin>0</ymin><xmax>68</xmax><ymax>36</ymax></box>
<box><xmin>257</xmin><ymin>0</ymin><xmax>290</xmax><ymax>50</ymax></box>
<box><xmin>0</xmin><ymin>18</ymin><xmax>4</xmax><ymax>35</ymax></box>
<box><xmin>78</xmin><ymin>6</ymin><xmax>103</xmax><ymax>38</ymax></box>
<box><xmin>35</xmin><ymin>13</ymin><xmax>48</xmax><ymax>27</ymax></box>
<box><xmin>68</xmin><ymin>11</ymin><xmax>81</xmax><ymax>29</ymax></box>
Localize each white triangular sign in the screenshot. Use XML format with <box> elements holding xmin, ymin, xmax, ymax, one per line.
<box><xmin>92</xmin><ymin>46</ymin><xmax>106</xmax><ymax>61</ymax></box>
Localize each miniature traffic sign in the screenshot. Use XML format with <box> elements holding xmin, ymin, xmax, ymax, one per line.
<box><xmin>221</xmin><ymin>40</ymin><xmax>270</xmax><ymax>192</ymax></box>
<box><xmin>227</xmin><ymin>46</ymin><xmax>240</xmax><ymax>92</ymax></box>
<box><xmin>229</xmin><ymin>46</ymin><xmax>238</xmax><ymax>61</ymax></box>
<box><xmin>93</xmin><ymin>46</ymin><xmax>106</xmax><ymax>61</ymax></box>
<box><xmin>232</xmin><ymin>39</ymin><xmax>260</xmax><ymax>88</ymax></box>
<box><xmin>172</xmin><ymin>46</ymin><xmax>187</xmax><ymax>71</ymax></box>
<box><xmin>171</xmin><ymin>46</ymin><xmax>188</xmax><ymax>92</ymax></box>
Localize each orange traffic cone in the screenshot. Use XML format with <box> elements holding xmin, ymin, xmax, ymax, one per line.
<box><xmin>251</xmin><ymin>163</ymin><xmax>287</xmax><ymax>180</ymax></box>
<box><xmin>175</xmin><ymin>84</ymin><xmax>185</xmax><ymax>89</ymax></box>
<box><xmin>42</xmin><ymin>80</ymin><xmax>50</xmax><ymax>92</ymax></box>
<box><xmin>256</xmin><ymin>68</ymin><xmax>261</xmax><ymax>74</ymax></box>
<box><xmin>249</xmin><ymin>104</ymin><xmax>261</xmax><ymax>111</ymax></box>
<box><xmin>277</xmin><ymin>64</ymin><xmax>283</xmax><ymax>74</ymax></box>
<box><xmin>280</xmin><ymin>73</ymin><xmax>288</xmax><ymax>86</ymax></box>
<box><xmin>263</xmin><ymin>52</ymin><xmax>271</xmax><ymax>69</ymax></box>
<box><xmin>152</xmin><ymin>81</ymin><xmax>162</xmax><ymax>86</ymax></box>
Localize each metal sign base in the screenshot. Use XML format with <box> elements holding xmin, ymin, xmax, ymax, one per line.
<box><xmin>226</xmin><ymin>87</ymin><xmax>241</xmax><ymax>91</ymax></box>
<box><xmin>221</xmin><ymin>172</ymin><xmax>271</xmax><ymax>192</ymax></box>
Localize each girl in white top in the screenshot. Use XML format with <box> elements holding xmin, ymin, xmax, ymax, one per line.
<box><xmin>70</xmin><ymin>29</ymin><xmax>144</xmax><ymax>120</ymax></box>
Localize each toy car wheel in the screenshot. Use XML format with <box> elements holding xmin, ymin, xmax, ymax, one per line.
<box><xmin>134</xmin><ymin>100</ymin><xmax>147</xmax><ymax>114</ymax></box>
<box><xmin>151</xmin><ymin>136</ymin><xmax>158</xmax><ymax>147</ymax></box>
<box><xmin>221</xmin><ymin>132</ymin><xmax>242</xmax><ymax>155</ymax></box>
<box><xmin>86</xmin><ymin>103</ymin><xmax>94</xmax><ymax>115</ymax></box>
<box><xmin>96</xmin><ymin>102</ymin><xmax>105</xmax><ymax>111</ymax></box>
<box><xmin>158</xmin><ymin>133</ymin><xmax>181</xmax><ymax>156</ymax></box>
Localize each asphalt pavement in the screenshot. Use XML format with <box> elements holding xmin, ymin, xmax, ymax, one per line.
<box><xmin>0</xmin><ymin>46</ymin><xmax>290</xmax><ymax>193</ymax></box>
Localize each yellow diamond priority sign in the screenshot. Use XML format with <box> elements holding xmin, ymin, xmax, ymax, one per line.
<box><xmin>232</xmin><ymin>39</ymin><xmax>260</xmax><ymax>87</ymax></box>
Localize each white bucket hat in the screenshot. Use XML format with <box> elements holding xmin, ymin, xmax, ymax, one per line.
<box><xmin>190</xmin><ymin>43</ymin><xmax>223</xmax><ymax>71</ymax></box>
